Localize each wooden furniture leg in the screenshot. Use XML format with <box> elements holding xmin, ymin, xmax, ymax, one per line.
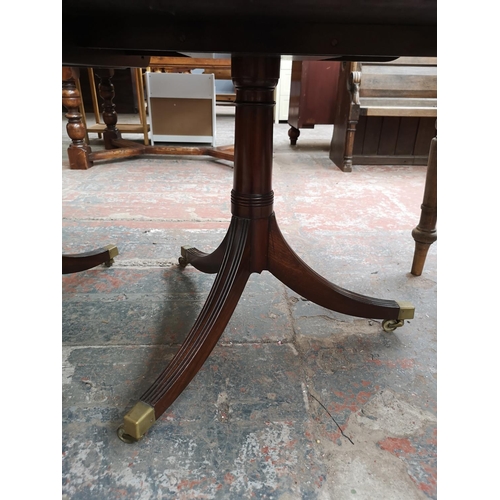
<box><xmin>178</xmin><ymin>231</ymin><xmax>229</xmax><ymax>274</ymax></box>
<box><xmin>94</xmin><ymin>69</ymin><xmax>122</xmax><ymax>149</ymax></box>
<box><xmin>288</xmin><ymin>126</ymin><xmax>300</xmax><ymax>145</ymax></box>
<box><xmin>267</xmin><ymin>215</ymin><xmax>402</xmax><ymax>319</ymax></box>
<box><xmin>411</xmin><ymin>133</ymin><xmax>437</xmax><ymax>276</ymax></box>
<box><xmin>117</xmin><ymin>55</ymin><xmax>415</xmax><ymax>443</ymax></box>
<box><xmin>62</xmin><ymin>67</ymin><xmax>93</xmax><ymax>170</ymax></box>
<box><xmin>62</xmin><ymin>244</ymin><xmax>119</xmax><ymax>274</ymax></box>
<box><xmin>118</xmin><ymin>217</ymin><xmax>251</xmax><ymax>443</ymax></box>
<box><xmin>329</xmin><ymin>62</ymin><xmax>361</xmax><ymax>173</ymax></box>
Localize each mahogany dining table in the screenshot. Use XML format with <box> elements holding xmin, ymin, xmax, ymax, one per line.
<box><xmin>62</xmin><ymin>0</ymin><xmax>437</xmax><ymax>443</ymax></box>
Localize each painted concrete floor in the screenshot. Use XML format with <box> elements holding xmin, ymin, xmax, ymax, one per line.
<box><xmin>62</xmin><ymin>107</ymin><xmax>437</xmax><ymax>499</ymax></box>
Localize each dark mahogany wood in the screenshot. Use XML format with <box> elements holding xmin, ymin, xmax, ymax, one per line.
<box><xmin>142</xmin><ymin>216</ymin><xmax>252</xmax><ymax>418</ymax></box>
<box><xmin>178</xmin><ymin>231</ymin><xmax>229</xmax><ymax>274</ymax></box>
<box><xmin>62</xmin><ymin>244</ymin><xmax>118</xmax><ymax>274</ymax></box>
<box><xmin>267</xmin><ymin>215</ymin><xmax>399</xmax><ymax>319</ymax></box>
<box><xmin>287</xmin><ymin>60</ymin><xmax>341</xmax><ymax>145</ymax></box>
<box><xmin>288</xmin><ymin>127</ymin><xmax>300</xmax><ymax>146</ymax></box>
<box><xmin>411</xmin><ymin>132</ymin><xmax>437</xmax><ymax>276</ymax></box>
<box><xmin>132</xmin><ymin>55</ymin><xmax>402</xmax><ymax>433</ymax></box>
<box><xmin>62</xmin><ymin>1</ymin><xmax>437</xmax><ymax>61</ymax></box>
<box><xmin>62</xmin><ymin>0</ymin><xmax>436</xmax><ymax>441</ymax></box>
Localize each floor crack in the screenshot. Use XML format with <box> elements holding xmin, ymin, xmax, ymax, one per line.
<box><xmin>308</xmin><ymin>391</ymin><xmax>355</xmax><ymax>445</ymax></box>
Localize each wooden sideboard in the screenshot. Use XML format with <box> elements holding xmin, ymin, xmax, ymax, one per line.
<box><xmin>287</xmin><ymin>60</ymin><xmax>341</xmax><ymax>145</ymax></box>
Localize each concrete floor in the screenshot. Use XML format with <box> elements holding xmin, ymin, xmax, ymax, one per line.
<box><xmin>62</xmin><ymin>107</ymin><xmax>437</xmax><ymax>499</ymax></box>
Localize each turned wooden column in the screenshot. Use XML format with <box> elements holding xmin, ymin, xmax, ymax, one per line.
<box><xmin>62</xmin><ymin>66</ymin><xmax>92</xmax><ymax>170</ymax></box>
<box><xmin>94</xmin><ymin>68</ymin><xmax>122</xmax><ymax>149</ymax></box>
<box><xmin>231</xmin><ymin>55</ymin><xmax>280</xmax><ymax>272</ymax></box>
<box><xmin>342</xmin><ymin>66</ymin><xmax>361</xmax><ymax>172</ymax></box>
<box><xmin>411</xmin><ymin>130</ymin><xmax>437</xmax><ymax>276</ymax></box>
<box><xmin>231</xmin><ymin>55</ymin><xmax>278</xmax><ymax>215</ymax></box>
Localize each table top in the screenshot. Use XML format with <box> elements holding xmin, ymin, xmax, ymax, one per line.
<box><xmin>62</xmin><ymin>0</ymin><xmax>437</xmax><ymax>67</ymax></box>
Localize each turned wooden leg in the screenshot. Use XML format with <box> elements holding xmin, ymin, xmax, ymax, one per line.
<box><xmin>62</xmin><ymin>67</ymin><xmax>93</xmax><ymax>170</ymax></box>
<box><xmin>94</xmin><ymin>68</ymin><xmax>122</xmax><ymax>149</ymax></box>
<box><xmin>330</xmin><ymin>62</ymin><xmax>361</xmax><ymax>172</ymax></box>
<box><xmin>62</xmin><ymin>244</ymin><xmax>119</xmax><ymax>274</ymax></box>
<box><xmin>118</xmin><ymin>217</ymin><xmax>251</xmax><ymax>442</ymax></box>
<box><xmin>341</xmin><ymin>113</ymin><xmax>359</xmax><ymax>173</ymax></box>
<box><xmin>411</xmin><ymin>134</ymin><xmax>437</xmax><ymax>276</ymax></box>
<box><xmin>288</xmin><ymin>126</ymin><xmax>300</xmax><ymax>145</ymax></box>
<box><xmin>340</xmin><ymin>69</ymin><xmax>361</xmax><ymax>173</ymax></box>
<box><xmin>178</xmin><ymin>231</ymin><xmax>229</xmax><ymax>274</ymax></box>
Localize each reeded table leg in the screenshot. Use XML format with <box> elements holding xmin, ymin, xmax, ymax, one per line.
<box><xmin>178</xmin><ymin>231</ymin><xmax>229</xmax><ymax>274</ymax></box>
<box><xmin>118</xmin><ymin>217</ymin><xmax>251</xmax><ymax>442</ymax></box>
<box><xmin>118</xmin><ymin>54</ymin><xmax>415</xmax><ymax>442</ymax></box>
<box><xmin>267</xmin><ymin>215</ymin><xmax>402</xmax><ymax>320</ymax></box>
<box><xmin>62</xmin><ymin>244</ymin><xmax>119</xmax><ymax>274</ymax></box>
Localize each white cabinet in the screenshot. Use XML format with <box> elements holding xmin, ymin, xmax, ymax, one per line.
<box><xmin>275</xmin><ymin>56</ymin><xmax>293</xmax><ymax>123</ymax></box>
<box><xmin>145</xmin><ymin>72</ymin><xmax>216</xmax><ymax>145</ymax></box>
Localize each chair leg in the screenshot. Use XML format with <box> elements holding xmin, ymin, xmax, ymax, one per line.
<box><xmin>411</xmin><ymin>135</ymin><xmax>437</xmax><ymax>276</ymax></box>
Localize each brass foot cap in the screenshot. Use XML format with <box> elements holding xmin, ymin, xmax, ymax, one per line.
<box><xmin>179</xmin><ymin>246</ymin><xmax>194</xmax><ymax>267</ymax></box>
<box><xmin>119</xmin><ymin>401</ymin><xmax>155</xmax><ymax>442</ymax></box>
<box><xmin>104</xmin><ymin>244</ymin><xmax>119</xmax><ymax>259</ymax></box>
<box><xmin>397</xmin><ymin>301</ymin><xmax>415</xmax><ymax>320</ymax></box>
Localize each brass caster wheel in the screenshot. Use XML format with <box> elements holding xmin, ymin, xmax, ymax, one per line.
<box><xmin>117</xmin><ymin>425</ymin><xmax>138</xmax><ymax>444</ymax></box>
<box><xmin>382</xmin><ymin>319</ymin><xmax>405</xmax><ymax>332</ymax></box>
<box><xmin>104</xmin><ymin>244</ymin><xmax>119</xmax><ymax>267</ymax></box>
<box><xmin>178</xmin><ymin>245</ymin><xmax>193</xmax><ymax>267</ymax></box>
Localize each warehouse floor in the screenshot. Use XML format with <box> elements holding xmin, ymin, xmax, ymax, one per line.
<box><xmin>62</xmin><ymin>107</ymin><xmax>437</xmax><ymax>499</ymax></box>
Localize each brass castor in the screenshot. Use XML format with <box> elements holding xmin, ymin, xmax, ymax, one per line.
<box><xmin>382</xmin><ymin>302</ymin><xmax>415</xmax><ymax>332</ymax></box>
<box><xmin>116</xmin><ymin>425</ymin><xmax>137</xmax><ymax>444</ymax></box>
<box><xmin>178</xmin><ymin>245</ymin><xmax>192</xmax><ymax>267</ymax></box>
<box><xmin>382</xmin><ymin>319</ymin><xmax>405</xmax><ymax>332</ymax></box>
<box><xmin>117</xmin><ymin>401</ymin><xmax>156</xmax><ymax>443</ymax></box>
